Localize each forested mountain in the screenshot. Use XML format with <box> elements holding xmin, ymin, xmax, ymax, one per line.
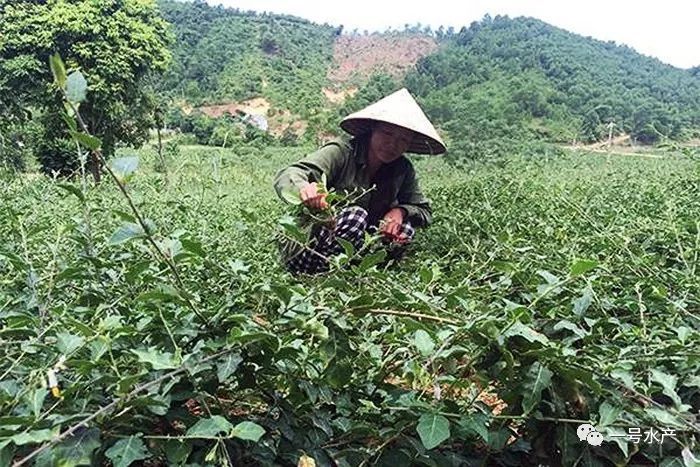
<box><xmin>406</xmin><ymin>15</ymin><xmax>700</xmax><ymax>155</ymax></box>
<box><xmin>158</xmin><ymin>0</ymin><xmax>339</xmax><ymax>117</ymax></box>
<box><xmin>158</xmin><ymin>1</ymin><xmax>700</xmax><ymax>152</ymax></box>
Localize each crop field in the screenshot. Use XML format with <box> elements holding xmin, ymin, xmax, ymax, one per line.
<box><xmin>1</xmin><ymin>145</ymin><xmax>700</xmax><ymax>466</ymax></box>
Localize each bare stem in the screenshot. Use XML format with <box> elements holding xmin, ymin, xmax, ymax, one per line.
<box><xmin>60</xmin><ymin>95</ymin><xmax>211</xmax><ymax>329</ymax></box>
<box><xmin>348</xmin><ymin>307</ymin><xmax>461</xmax><ymax>325</ymax></box>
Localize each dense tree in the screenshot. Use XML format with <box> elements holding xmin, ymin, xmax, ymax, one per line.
<box><xmin>156</xmin><ymin>4</ymin><xmax>700</xmax><ymax>157</ymax></box>
<box><xmin>157</xmin><ymin>0</ymin><xmax>335</xmax><ymax>117</ymax></box>
<box><xmin>403</xmin><ymin>15</ymin><xmax>700</xmax><ymax>157</ymax></box>
<box><xmin>0</xmin><ymin>0</ymin><xmax>172</xmax><ymax>178</ymax></box>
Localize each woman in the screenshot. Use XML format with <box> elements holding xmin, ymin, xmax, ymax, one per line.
<box><xmin>273</xmin><ymin>88</ymin><xmax>446</xmax><ymax>274</ymax></box>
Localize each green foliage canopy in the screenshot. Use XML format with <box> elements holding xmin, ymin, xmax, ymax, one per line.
<box><xmin>405</xmin><ymin>15</ymin><xmax>700</xmax><ymax>156</ymax></box>
<box><xmin>157</xmin><ymin>0</ymin><xmax>336</xmax><ymax>117</ymax></box>
<box><xmin>0</xmin><ymin>0</ymin><xmax>172</xmax><ymax>173</ymax></box>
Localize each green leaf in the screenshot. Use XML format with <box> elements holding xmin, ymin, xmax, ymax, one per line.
<box><xmin>598</xmin><ymin>401</ymin><xmax>622</xmax><ymax>427</ymax></box>
<box><xmin>521</xmin><ymin>361</ymin><xmax>553</xmax><ymax>414</ymax></box>
<box><xmin>413</xmin><ymin>330</ymin><xmax>435</xmax><ymax>356</ymax></box>
<box><xmin>570</xmin><ymin>259</ymin><xmax>598</xmax><ymax>276</ymax></box>
<box><xmin>270</xmin><ymin>284</ymin><xmax>293</xmax><ymax>305</ymax></box>
<box><xmin>555</xmin><ymin>424</ymin><xmax>580</xmax><ymax>466</ymax></box>
<box><xmin>416</xmin><ymin>413</ymin><xmax>450</xmax><ymax>450</ymax></box>
<box><xmin>487</xmin><ymin>427</ymin><xmax>511</xmax><ymax>450</ymax></box>
<box><xmin>57</xmin><ymin>332</ymin><xmax>85</xmax><ymax>354</ymax></box>
<box><xmin>686</xmin><ymin>375</ymin><xmax>700</xmax><ymax>389</ymax></box>
<box><xmin>164</xmin><ymin>439</ymin><xmax>192</xmax><ymax>465</ymax></box>
<box><xmin>325</xmin><ymin>361</ymin><xmax>353</xmax><ymax>388</ymax></box>
<box><xmin>131</xmin><ymin>347</ymin><xmax>180</xmax><ymax>370</ymax></box>
<box><xmin>50</xmin><ymin>53</ymin><xmax>67</xmax><ymax>88</ymax></box>
<box><xmin>66</xmin><ymin>71</ymin><xmax>88</xmax><ymax>103</ymax></box>
<box><xmin>0</xmin><ymin>381</ymin><xmax>20</xmax><ymax>400</ymax></box>
<box><xmin>660</xmin><ymin>458</ymin><xmax>686</xmax><ymax>467</ymax></box>
<box><xmin>303</xmin><ymin>317</ymin><xmax>329</xmax><ymax>340</ymax></box>
<box><xmin>71</xmin><ymin>132</ymin><xmax>101</xmax><ymax>151</ymax></box>
<box><xmin>572</xmin><ymin>286</ymin><xmax>593</xmax><ymax>317</ymax></box>
<box><xmin>504</xmin><ymin>321</ymin><xmax>550</xmax><ymax>345</ymax></box>
<box><xmin>228</xmin><ymin>259</ymin><xmax>249</xmax><ymax>274</ymax></box>
<box><xmin>46</xmin><ymin>427</ymin><xmax>101</xmax><ymax>467</ymax></box>
<box><xmin>676</xmin><ymin>326</ymin><xmax>693</xmax><ymax>343</ymax></box>
<box><xmin>204</xmin><ymin>444</ymin><xmax>218</xmax><ymax>463</ymax></box>
<box><xmin>110</xmin><ymin>156</ymin><xmax>139</xmax><ymax>183</ymax></box>
<box><xmin>109</xmin><ymin>223</ymin><xmax>145</xmax><ymax>245</ymax></box>
<box><xmin>105</xmin><ymin>436</ymin><xmax>149</xmax><ymax>467</ymax></box>
<box><xmin>137</xmin><ymin>286</ymin><xmax>183</xmax><ymax>304</ymax></box>
<box><xmin>0</xmin><ymin>440</ymin><xmax>14</xmax><ymax>467</ymax></box>
<box><xmin>418</xmin><ymin>267</ymin><xmax>432</xmax><ymax>285</ymax></box>
<box><xmin>459</xmin><ymin>413</ymin><xmax>489</xmax><ymax>442</ymax></box>
<box><xmin>12</xmin><ymin>428</ymin><xmax>57</xmax><ymax>445</ymax></box>
<box><xmin>681</xmin><ymin>447</ymin><xmax>700</xmax><ymax>467</ymax></box>
<box><xmin>650</xmin><ymin>369</ymin><xmax>687</xmax><ymax>410</ymax></box>
<box><xmin>62</xmin><ymin>107</ymin><xmax>78</xmax><ymax>131</ymax></box>
<box><xmin>181</xmin><ymin>238</ymin><xmax>205</xmax><ymax>258</ymax></box>
<box><xmin>645</xmin><ymin>407</ymin><xmax>687</xmax><ymax>429</ymax></box>
<box><xmin>217</xmin><ymin>353</ymin><xmax>242</xmax><ymax>382</ymax></box>
<box><xmin>536</xmin><ymin>269</ymin><xmax>560</xmax><ymax>284</ymax></box>
<box><xmin>231</xmin><ymin>421</ymin><xmax>266</xmax><ymax>442</ymax></box>
<box><xmin>610</xmin><ymin>369</ymin><xmax>635</xmax><ymax>389</ymax></box>
<box><xmin>143</xmin><ymin>393</ymin><xmax>171</xmax><ymax>416</ymax></box>
<box><xmin>278</xmin><ymin>216</ymin><xmax>309</xmax><ymax>244</ymax></box>
<box><xmin>113</xmin><ymin>210</ymin><xmax>137</xmax><ymax>223</ymax></box>
<box><xmin>57</xmin><ymin>183</ymin><xmax>85</xmax><ymax>202</ymax></box>
<box><xmin>186</xmin><ymin>416</ymin><xmax>233</xmax><ymax>437</ymax></box>
<box><xmin>28</xmin><ymin>388</ymin><xmax>48</xmax><ymax>418</ymax></box>
<box><xmin>337</xmin><ymin>238</ymin><xmax>355</xmax><ymax>257</ymax></box>
<box><xmin>90</xmin><ymin>337</ymin><xmax>110</xmax><ymax>362</ymax></box>
<box><xmin>357</xmin><ymin>249</ymin><xmax>386</xmax><ymax>271</ymax></box>
<box><xmin>552</xmin><ymin>319</ymin><xmax>587</xmax><ymax>339</ymax></box>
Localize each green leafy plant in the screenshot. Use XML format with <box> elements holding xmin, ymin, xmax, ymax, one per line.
<box><xmin>1</xmin><ymin>56</ymin><xmax>699</xmax><ymax>467</ymax></box>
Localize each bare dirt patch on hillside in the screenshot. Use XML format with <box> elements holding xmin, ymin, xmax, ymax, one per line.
<box><xmin>322</xmin><ymin>86</ymin><xmax>358</xmax><ymax>104</ymax></box>
<box><xmin>198</xmin><ymin>97</ymin><xmax>271</xmax><ymax>119</ymax></box>
<box><xmin>328</xmin><ymin>34</ymin><xmax>439</xmax><ymax>84</ymax></box>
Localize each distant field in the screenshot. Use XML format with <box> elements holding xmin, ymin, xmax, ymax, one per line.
<box><xmin>2</xmin><ymin>145</ymin><xmax>699</xmax><ymax>465</ymax></box>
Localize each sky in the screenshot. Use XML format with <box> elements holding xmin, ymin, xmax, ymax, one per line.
<box><xmin>208</xmin><ymin>0</ymin><xmax>699</xmax><ymax>69</ymax></box>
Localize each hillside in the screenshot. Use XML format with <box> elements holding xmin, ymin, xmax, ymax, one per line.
<box><xmin>157</xmin><ymin>0</ymin><xmax>338</xmax><ymax>116</ymax></box>
<box><xmin>405</xmin><ymin>15</ymin><xmax>700</xmax><ymax>156</ymax></box>
<box><xmin>157</xmin><ymin>2</ymin><xmax>700</xmax><ymax>154</ymax></box>
<box><xmin>328</xmin><ymin>34</ymin><xmax>439</xmax><ymax>85</ymax></box>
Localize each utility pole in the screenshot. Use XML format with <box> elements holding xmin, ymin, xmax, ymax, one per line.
<box><xmin>606</xmin><ymin>120</ymin><xmax>615</xmax><ymax>150</ymax></box>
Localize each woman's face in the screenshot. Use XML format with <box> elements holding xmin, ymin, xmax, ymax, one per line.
<box><xmin>369</xmin><ymin>122</ymin><xmax>414</xmax><ymax>163</ymax></box>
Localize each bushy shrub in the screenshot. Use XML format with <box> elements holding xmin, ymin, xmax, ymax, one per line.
<box><xmin>35</xmin><ymin>134</ymin><xmax>80</xmax><ymax>177</ymax></box>
<box><xmin>0</xmin><ymin>118</ymin><xmax>41</xmax><ymax>172</ymax></box>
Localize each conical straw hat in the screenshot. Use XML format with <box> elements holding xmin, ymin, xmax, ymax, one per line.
<box><xmin>340</xmin><ymin>88</ymin><xmax>446</xmax><ymax>155</ymax></box>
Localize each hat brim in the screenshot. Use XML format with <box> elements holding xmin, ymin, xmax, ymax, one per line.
<box><xmin>340</xmin><ymin>118</ymin><xmax>447</xmax><ymax>155</ymax></box>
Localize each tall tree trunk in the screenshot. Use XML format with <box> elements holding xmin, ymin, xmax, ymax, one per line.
<box><xmin>89</xmin><ymin>150</ymin><xmax>101</xmax><ymax>183</ymax></box>
<box><xmin>157</xmin><ymin>125</ymin><xmax>167</xmax><ymax>179</ymax></box>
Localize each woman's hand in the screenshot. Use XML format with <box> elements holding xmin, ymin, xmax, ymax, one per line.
<box><xmin>299</xmin><ymin>182</ymin><xmax>329</xmax><ymax>210</ymax></box>
<box><xmin>380</xmin><ymin>207</ymin><xmax>407</xmax><ymax>243</ymax></box>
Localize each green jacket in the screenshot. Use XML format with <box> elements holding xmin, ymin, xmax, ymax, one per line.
<box><xmin>273</xmin><ymin>135</ymin><xmax>432</xmax><ymax>228</ymax></box>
